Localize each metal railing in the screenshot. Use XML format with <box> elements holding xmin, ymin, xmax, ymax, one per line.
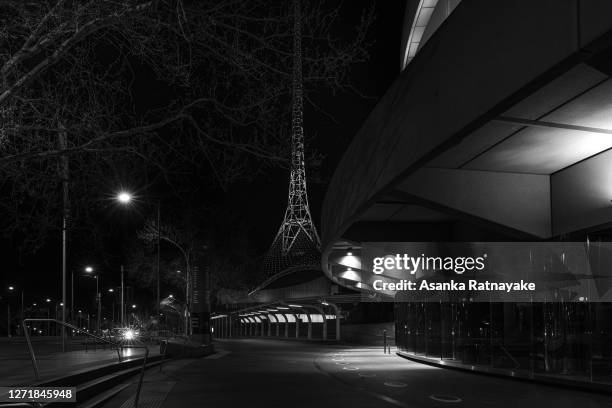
<box><xmin>22</xmin><ymin>319</ymin><xmax>150</xmax><ymax>408</ymax></box>
<box><xmin>23</xmin><ymin>318</ymin><xmax>122</xmax><ymax>379</ymax></box>
<box><xmin>82</xmin><ymin>329</ymin><xmax>118</xmax><ymax>352</ymax></box>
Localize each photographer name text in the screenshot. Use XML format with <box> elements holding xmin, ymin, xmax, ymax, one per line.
<box><xmin>373</xmin><ymin>279</ymin><xmax>536</xmax><ymax>292</ymax></box>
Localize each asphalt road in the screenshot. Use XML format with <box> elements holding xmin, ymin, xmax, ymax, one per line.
<box><xmin>149</xmin><ymin>338</ymin><xmax>612</xmax><ymax>408</ymax></box>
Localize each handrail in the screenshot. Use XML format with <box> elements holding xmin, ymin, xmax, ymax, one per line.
<box><xmin>127</xmin><ymin>339</ymin><xmax>149</xmax><ymax>408</ymax></box>
<box><xmin>23</xmin><ymin>318</ymin><xmax>122</xmax><ymax>380</ymax></box>
<box><xmin>22</xmin><ymin>319</ymin><xmax>150</xmax><ymax>408</ymax></box>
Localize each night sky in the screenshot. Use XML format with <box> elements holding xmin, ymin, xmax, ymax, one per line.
<box><xmin>0</xmin><ymin>1</ymin><xmax>406</xmax><ymax>311</ymax></box>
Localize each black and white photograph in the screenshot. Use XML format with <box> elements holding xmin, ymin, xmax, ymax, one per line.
<box><xmin>1</xmin><ymin>1</ymin><xmax>612</xmax><ymax>407</ymax></box>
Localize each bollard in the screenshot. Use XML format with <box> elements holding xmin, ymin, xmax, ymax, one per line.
<box><xmin>383</xmin><ymin>329</ymin><xmax>387</xmax><ymax>354</ymax></box>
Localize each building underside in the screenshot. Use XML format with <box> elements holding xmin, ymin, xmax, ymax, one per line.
<box><xmin>321</xmin><ymin>0</ymin><xmax>612</xmax><ymax>386</ymax></box>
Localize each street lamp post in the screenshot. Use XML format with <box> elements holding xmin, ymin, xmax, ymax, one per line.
<box><xmin>115</xmin><ymin>192</ymin><xmax>162</xmax><ymax>322</ymax></box>
<box><xmin>20</xmin><ymin>290</ymin><xmax>24</xmax><ymax>335</ymax></box>
<box><xmin>84</xmin><ymin>267</ymin><xmax>100</xmax><ymax>333</ymax></box>
<box><xmin>45</xmin><ymin>298</ymin><xmax>51</xmax><ymax>334</ymax></box>
<box><xmin>138</xmin><ymin>225</ymin><xmax>191</xmax><ymax>336</ymax></box>
<box><xmin>71</xmin><ymin>271</ymin><xmax>74</xmax><ymax>327</ymax></box>
<box><xmin>121</xmin><ymin>265</ymin><xmax>125</xmax><ymax>327</ymax></box>
<box><xmin>6</xmin><ymin>286</ymin><xmax>14</xmax><ymax>338</ymax></box>
<box><xmin>157</xmin><ymin>202</ymin><xmax>161</xmax><ymax>321</ymax></box>
<box><xmin>55</xmin><ymin>302</ymin><xmax>64</xmax><ymax>336</ymax></box>
<box><xmin>62</xmin><ymin>211</ymin><xmax>67</xmax><ymax>351</ymax></box>
<box><xmin>116</xmin><ymin>193</ymin><xmax>130</xmax><ymax>327</ymax></box>
<box><xmin>7</xmin><ymin>286</ymin><xmax>26</xmax><ymax>336</ymax></box>
<box><xmin>76</xmin><ymin>309</ymin><xmax>90</xmax><ymax>331</ymax></box>
<box><xmin>59</xmin><ymin>125</ymin><xmax>69</xmax><ymax>352</ymax></box>
<box><xmin>107</xmin><ymin>288</ymin><xmax>115</xmax><ymax>323</ymax></box>
<box><xmin>96</xmin><ymin>277</ymin><xmax>100</xmax><ymax>332</ymax></box>
<box><xmin>131</xmin><ymin>304</ymin><xmax>137</xmax><ymax>326</ymax></box>
<box><xmin>169</xmin><ymin>252</ymin><xmax>191</xmax><ymax>336</ymax></box>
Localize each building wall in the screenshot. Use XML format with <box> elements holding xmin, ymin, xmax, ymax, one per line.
<box><xmin>342</xmin><ymin>322</ymin><xmax>395</xmax><ymax>346</ymax></box>
<box><xmin>322</xmin><ymin>0</ymin><xmax>612</xmax><ymax>252</ymax></box>
<box><xmin>395</xmin><ymin>301</ymin><xmax>612</xmax><ymax>385</ymax></box>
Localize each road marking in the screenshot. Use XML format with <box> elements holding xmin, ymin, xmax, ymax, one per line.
<box><xmin>343</xmin><ymin>366</ymin><xmax>359</xmax><ymax>371</ymax></box>
<box><xmin>335</xmin><ymin>361</ymin><xmax>349</xmax><ymax>365</ymax></box>
<box><xmin>429</xmin><ymin>394</ymin><xmax>462</xmax><ymax>403</ymax></box>
<box><xmin>313</xmin><ymin>357</ymin><xmax>410</xmax><ymax>408</ymax></box>
<box><xmin>205</xmin><ymin>350</ymin><xmax>230</xmax><ymax>359</ymax></box>
<box><xmin>359</xmin><ymin>373</ymin><xmax>376</xmax><ymax>378</ymax></box>
<box><xmin>384</xmin><ymin>381</ymin><xmax>407</xmax><ymax>388</ymax></box>
<box><xmin>377</xmin><ymin>395</ymin><xmax>409</xmax><ymax>407</ymax></box>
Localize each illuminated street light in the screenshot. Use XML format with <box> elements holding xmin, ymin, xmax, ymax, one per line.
<box><xmin>116</xmin><ymin>190</ymin><xmax>161</xmax><ymax>322</ymax></box>
<box><xmin>46</xmin><ymin>298</ymin><xmax>51</xmax><ymax>303</ymax></box>
<box><xmin>123</xmin><ymin>329</ymin><xmax>136</xmax><ymax>340</ymax></box>
<box><xmin>108</xmin><ymin>288</ymin><xmax>114</xmax><ymax>293</ymax></box>
<box><xmin>169</xmin><ymin>294</ymin><xmax>174</xmax><ymax>298</ymax></box>
<box><xmin>81</xmin><ymin>267</ymin><xmax>100</xmax><ymax>332</ymax></box>
<box><xmin>5</xmin><ymin>285</ymin><xmax>21</xmax><ymax>338</ymax></box>
<box><xmin>132</xmin><ymin>304</ymin><xmax>137</xmax><ymax>309</ymax></box>
<box><xmin>116</xmin><ymin>191</ymin><xmax>133</xmax><ymax>204</ymax></box>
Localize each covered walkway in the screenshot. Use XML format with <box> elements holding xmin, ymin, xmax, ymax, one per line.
<box><xmin>211</xmin><ymin>295</ymin><xmax>362</xmax><ymax>341</ymax></box>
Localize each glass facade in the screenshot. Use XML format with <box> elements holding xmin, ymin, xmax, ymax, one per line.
<box><xmin>395</xmin><ymin>301</ymin><xmax>612</xmax><ymax>385</ymax></box>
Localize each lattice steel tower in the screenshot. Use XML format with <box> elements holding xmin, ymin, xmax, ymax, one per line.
<box><xmin>263</xmin><ymin>0</ymin><xmax>321</xmax><ymax>278</ymax></box>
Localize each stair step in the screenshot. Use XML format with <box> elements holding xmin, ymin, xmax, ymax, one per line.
<box><xmin>76</xmin><ymin>383</ymin><xmax>131</xmax><ymax>408</ymax></box>
<box><xmin>38</xmin><ymin>355</ymin><xmax>163</xmax><ymax>388</ymax></box>
<box><xmin>41</xmin><ymin>360</ymin><xmax>162</xmax><ymax>408</ymax></box>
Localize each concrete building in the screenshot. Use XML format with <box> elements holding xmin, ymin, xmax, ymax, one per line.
<box><xmin>321</xmin><ymin>0</ymin><xmax>612</xmax><ymax>386</ymax></box>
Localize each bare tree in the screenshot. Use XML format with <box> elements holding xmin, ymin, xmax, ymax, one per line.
<box><xmin>138</xmin><ymin>217</ymin><xmax>194</xmax><ymax>274</ymax></box>
<box><xmin>129</xmin><ymin>207</ymin><xmax>259</xmax><ymax>308</ymax></box>
<box><xmin>0</xmin><ymin>0</ymin><xmax>373</xmax><ymax>250</ymax></box>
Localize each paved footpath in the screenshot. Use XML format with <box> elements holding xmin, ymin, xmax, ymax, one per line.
<box><xmin>108</xmin><ymin>338</ymin><xmax>612</xmax><ymax>408</ymax></box>
<box><xmin>0</xmin><ymin>338</ymin><xmax>154</xmax><ymax>386</ymax></box>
